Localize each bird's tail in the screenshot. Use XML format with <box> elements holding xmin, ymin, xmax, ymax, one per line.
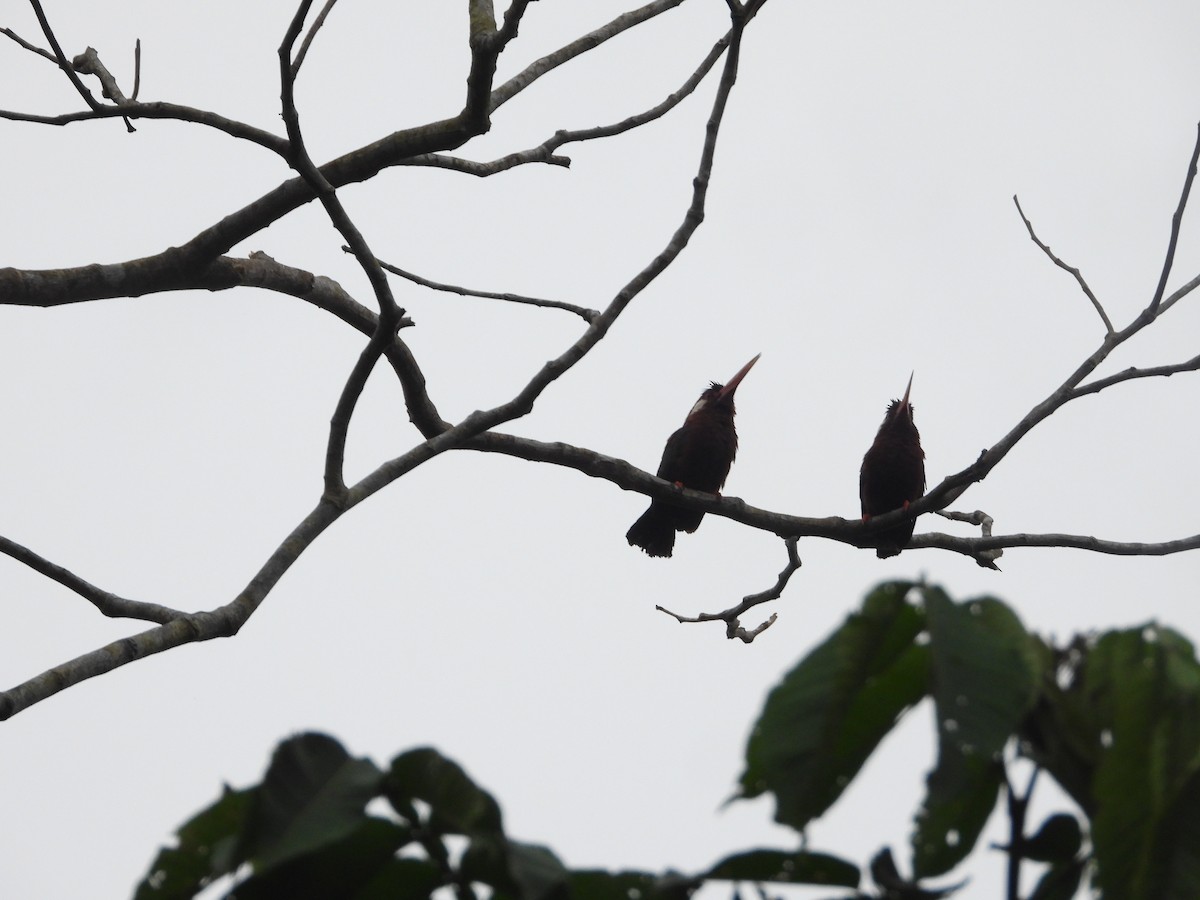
<box><xmin>626</xmin><ymin>503</ymin><xmax>676</xmax><ymax>558</ymax></box>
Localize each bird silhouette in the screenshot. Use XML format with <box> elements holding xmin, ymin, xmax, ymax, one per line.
<box><xmin>860</xmin><ymin>373</ymin><xmax>926</xmax><ymax>558</ymax></box>
<box><xmin>626</xmin><ymin>354</ymin><xmax>759</xmax><ymax>558</ymax></box>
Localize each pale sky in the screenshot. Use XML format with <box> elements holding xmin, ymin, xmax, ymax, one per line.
<box><xmin>2</xmin><ymin>3</ymin><xmax>1199</xmax><ymax>898</ymax></box>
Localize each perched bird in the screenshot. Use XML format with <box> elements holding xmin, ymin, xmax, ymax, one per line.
<box><xmin>626</xmin><ymin>354</ymin><xmax>760</xmax><ymax>558</ymax></box>
<box><xmin>859</xmin><ymin>373</ymin><xmax>926</xmax><ymax>558</ymax></box>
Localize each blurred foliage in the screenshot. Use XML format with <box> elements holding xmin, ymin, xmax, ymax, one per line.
<box><xmin>137</xmin><ymin>583</ymin><xmax>1200</xmax><ymax>900</ymax></box>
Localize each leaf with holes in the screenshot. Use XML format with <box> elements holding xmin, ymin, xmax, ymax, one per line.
<box><xmin>912</xmin><ymin>590</ymin><xmax>1042</xmax><ymax>878</ymax></box>
<box><xmin>741</xmin><ymin>581</ymin><xmax>929</xmax><ymax>831</ymax></box>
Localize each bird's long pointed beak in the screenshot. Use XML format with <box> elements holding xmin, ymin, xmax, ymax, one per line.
<box><xmin>717</xmin><ymin>353</ymin><xmax>761</xmax><ymax>401</ymax></box>
<box><xmin>901</xmin><ymin>371</ymin><xmax>913</xmax><ymax>408</ymax></box>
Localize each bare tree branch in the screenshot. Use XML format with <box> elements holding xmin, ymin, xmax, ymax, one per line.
<box><xmin>914</xmin><ymin>131</ymin><xmax>1200</xmax><ymax>520</ymax></box>
<box><xmin>70</xmin><ymin>46</ymin><xmax>135</xmax><ymax>131</ymax></box>
<box><xmin>28</xmin><ymin>0</ymin><xmax>101</xmax><ymax>109</ymax></box>
<box><xmin>1</xmin><ymin>25</ymin><xmax>56</xmax><ymax>62</ymax></box>
<box><xmin>462</xmin><ymin>431</ymin><xmax>1200</xmax><ymax>567</ymax></box>
<box><xmin>1</xmin><ymin>0</ymin><xmax>1196</xmax><ymax>720</ymax></box>
<box><xmin>935</xmin><ymin>509</ymin><xmax>1001</xmax><ymax>569</ymax></box>
<box><xmin>0</xmin><ymin>535</ymin><xmax>187</xmax><ymax>623</ymax></box>
<box><xmin>496</xmin><ymin>0</ymin><xmax>536</xmax><ymax>46</ymax></box>
<box><xmin>404</xmin><ymin>28</ymin><xmax>730</xmax><ymax>178</ymax></box>
<box><xmin>373</xmin><ymin>5</ymin><xmax>751</xmax><ymax>449</ymax></box>
<box><xmin>370</xmin><ymin>252</ymin><xmax>599</xmax><ymax>322</ymax></box>
<box><xmin>1150</xmin><ymin>120</ymin><xmax>1200</xmax><ymax>312</ymax></box>
<box><xmin>71</xmin><ymin>46</ymin><xmax>128</xmax><ymax>103</ymax></box>
<box><xmin>132</xmin><ymin>37</ymin><xmax>141</xmax><ymax>100</ymax></box>
<box><xmin>397</xmin><ymin>150</ymin><xmax>571</xmax><ymax>175</ymax></box>
<box><xmin>1072</xmin><ymin>354</ymin><xmax>1200</xmax><ymax>398</ymax></box>
<box><xmin>0</xmin><ymin>3</ymin><xmax>763</xmax><ymax>717</ymax></box>
<box><xmin>1014</xmin><ymin>194</ymin><xmax>1113</xmax><ymax>334</ymax></box>
<box><xmin>0</xmin><ymin>100</ymin><xmax>289</xmax><ymax>153</ymax></box>
<box><xmin>912</xmin><ymin>531</ymin><xmax>1200</xmax><ymax>559</ymax></box>
<box><xmin>0</xmin><ymin>499</ymin><xmax>344</xmax><ymax>720</ymax></box>
<box><xmin>657</xmin><ymin>538</ymin><xmax>797</xmax><ymax>641</ymax></box>
<box><xmin>291</xmin><ymin>0</ymin><xmax>339</xmax><ymax>77</ymax></box>
<box><xmin>278</xmin><ymin>0</ymin><xmax>405</xmax><ymax>499</ymax></box>
<box><xmin>1157</xmin><ymin>270</ymin><xmax>1200</xmax><ymax>315</ymax></box>
<box><xmin>489</xmin><ymin>0</ymin><xmax>688</xmax><ymax>111</ymax></box>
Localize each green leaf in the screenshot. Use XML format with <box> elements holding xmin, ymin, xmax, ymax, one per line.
<box><xmin>505</xmin><ymin>842</ymin><xmax>571</xmax><ymax>900</ymax></box>
<box><xmin>1087</xmin><ymin>627</ymin><xmax>1200</xmax><ymax>898</ymax></box>
<box><xmin>1024</xmin><ymin>625</ymin><xmax>1200</xmax><ymax>898</ymax></box>
<box><xmin>567</xmin><ymin>871</ymin><xmax>696</xmax><ymax>900</ymax></box>
<box><xmin>463</xmin><ymin>836</ymin><xmax>570</xmax><ymax>900</ymax></box>
<box><xmin>385</xmin><ymin>747</ymin><xmax>503</xmax><ymax>837</ymax></box>
<box><xmin>912</xmin><ymin>755</ymin><xmax>1003</xmax><ymax>881</ymax></box>
<box><xmin>135</xmin><ymin>786</ymin><xmax>254</xmax><ymax>900</ymax></box>
<box><xmin>241</xmin><ymin>732</ymin><xmax>383</xmax><ymax>874</ymax></box>
<box><xmin>704</xmin><ymin>848</ymin><xmax>859</xmax><ymax>887</ymax></box>
<box><xmin>913</xmin><ymin>590</ymin><xmax>1041</xmax><ymax>877</ymax></box>
<box><xmin>741</xmin><ymin>581</ymin><xmax>928</xmax><ymax>831</ymax></box>
<box><xmin>357</xmin><ymin>859</ymin><xmax>451</xmax><ymax>900</ymax></box>
<box><xmin>228</xmin><ymin>818</ymin><xmax>413</xmax><ymax>900</ymax></box>
<box><xmin>1150</xmin><ymin>767</ymin><xmax>1200</xmax><ymax>899</ymax></box>
<box><xmin>1028</xmin><ymin>858</ymin><xmax>1085</xmax><ymax>900</ymax></box>
<box><xmin>1023</xmin><ymin>814</ymin><xmax>1082</xmax><ymax>864</ymax></box>
<box><xmin>924</xmin><ymin>591</ymin><xmax>1042</xmax><ymax>756</ymax></box>
<box><xmin>1019</xmin><ymin>637</ymin><xmax>1101</xmax><ymax>813</ymax></box>
<box><xmin>868</xmin><ymin>848</ymin><xmax>965</xmax><ymax>899</ymax></box>
<box><xmin>355</xmin><ymin>858</ymin><xmax>445</xmax><ymax>900</ymax></box>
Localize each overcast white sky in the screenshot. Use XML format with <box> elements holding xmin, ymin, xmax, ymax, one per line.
<box><xmin>2</xmin><ymin>2</ymin><xmax>1199</xmax><ymax>898</ymax></box>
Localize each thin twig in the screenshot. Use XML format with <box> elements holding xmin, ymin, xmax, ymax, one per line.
<box><xmin>1157</xmin><ymin>270</ymin><xmax>1200</xmax><ymax>316</ymax></box>
<box><xmin>396</xmin><ymin>32</ymin><xmax>727</xmax><ymax>182</ymax></box>
<box><xmin>909</xmin><ymin>530</ymin><xmax>1200</xmax><ymax>558</ymax></box>
<box><xmin>28</xmin><ymin>0</ymin><xmax>101</xmax><ymax>109</ymax></box>
<box><xmin>0</xmin><ymin>101</ymin><xmax>288</xmax><ymax>152</ymax></box>
<box><xmin>490</xmin><ymin>0</ymin><xmax>687</xmax><ymax>111</ymax></box>
<box><xmin>132</xmin><ymin>38</ymin><xmax>141</xmax><ymax>101</ymax></box>
<box><xmin>368</xmin><ymin>252</ymin><xmax>599</xmax><ymax>322</ymax></box>
<box><xmin>279</xmin><ymin>0</ymin><xmax>404</xmax><ymax>497</ymax></box>
<box><xmin>0</xmin><ymin>499</ymin><xmax>344</xmax><ymax>720</ymax></box>
<box><xmin>495</xmin><ymin>0</ymin><xmax>535</xmax><ymax>45</ymax></box>
<box><xmin>1014</xmin><ymin>195</ymin><xmax>1113</xmax><ymax>334</ymax></box>
<box><xmin>398</xmin><ymin>151</ymin><xmax>571</xmax><ymax>175</ymax></box>
<box><xmin>291</xmin><ymin>0</ymin><xmax>339</xmax><ymax>77</ymax></box>
<box><xmin>1</xmin><ymin>26</ymin><xmax>56</xmax><ymax>61</ymax></box>
<box><xmin>1150</xmin><ymin>121</ymin><xmax>1200</xmax><ymax>312</ymax></box>
<box><xmin>0</xmin><ymin>535</ymin><xmax>186</xmax><ymax>623</ymax></box>
<box><xmin>916</xmin><ymin>135</ymin><xmax>1200</xmax><ymax>519</ymax></box>
<box><xmin>657</xmin><ymin>538</ymin><xmax>798</xmax><ymax>641</ymax></box>
<box><xmin>1002</xmin><ymin>766</ymin><xmax>1040</xmax><ymax>900</ymax></box>
<box><xmin>1071</xmin><ymin>354</ymin><xmax>1200</xmax><ymax>398</ymax></box>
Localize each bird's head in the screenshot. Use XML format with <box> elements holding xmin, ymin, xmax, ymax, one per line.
<box><xmin>884</xmin><ymin>372</ymin><xmax>916</xmax><ymax>426</ymax></box>
<box><xmin>687</xmin><ymin>353</ymin><xmax>760</xmax><ymax>418</ymax></box>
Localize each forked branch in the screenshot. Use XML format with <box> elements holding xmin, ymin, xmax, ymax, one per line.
<box><xmin>657</xmin><ymin>538</ymin><xmax>798</xmax><ymax>641</ymax></box>
<box><xmin>1014</xmin><ymin>195</ymin><xmax>1113</xmax><ymax>334</ymax></box>
<box><xmin>0</xmin><ymin>1</ymin><xmax>762</xmax><ymax>717</ymax></box>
